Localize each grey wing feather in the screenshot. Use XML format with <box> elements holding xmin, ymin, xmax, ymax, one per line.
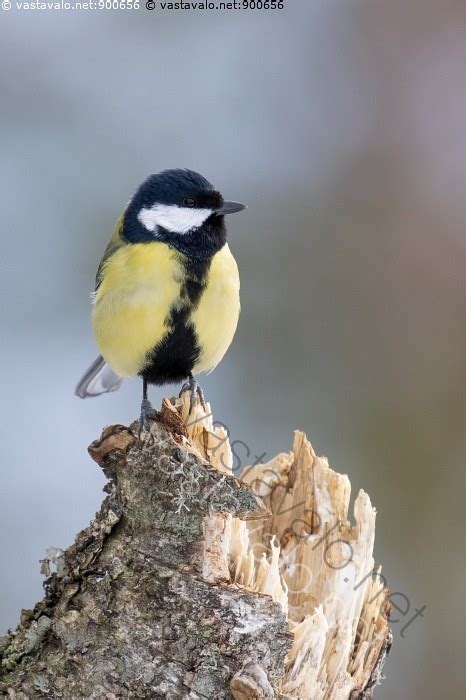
<box><xmin>75</xmin><ymin>355</ymin><xmax>123</xmax><ymax>398</ymax></box>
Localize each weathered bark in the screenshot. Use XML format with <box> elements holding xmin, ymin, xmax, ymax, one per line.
<box><xmin>0</xmin><ymin>395</ymin><xmax>391</xmax><ymax>699</ymax></box>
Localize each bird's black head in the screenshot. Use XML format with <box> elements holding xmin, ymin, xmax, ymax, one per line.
<box><xmin>123</xmin><ymin>169</ymin><xmax>246</xmax><ymax>260</ymax></box>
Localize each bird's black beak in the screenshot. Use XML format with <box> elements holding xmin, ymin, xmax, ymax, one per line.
<box><xmin>214</xmin><ymin>201</ymin><xmax>247</xmax><ymax>215</ymax></box>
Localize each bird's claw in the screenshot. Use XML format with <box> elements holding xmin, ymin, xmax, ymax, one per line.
<box><xmin>138</xmin><ymin>398</ymin><xmax>156</xmax><ymax>440</ymax></box>
<box><xmin>180</xmin><ymin>377</ymin><xmax>206</xmax><ymax>413</ymax></box>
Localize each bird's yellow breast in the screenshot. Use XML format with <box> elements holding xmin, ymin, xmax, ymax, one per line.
<box><xmin>192</xmin><ymin>244</ymin><xmax>240</xmax><ymax>375</ymax></box>
<box><xmin>92</xmin><ymin>242</ymin><xmax>183</xmax><ymax>376</ymax></box>
<box><xmin>92</xmin><ymin>240</ymin><xmax>240</xmax><ymax>380</ymax></box>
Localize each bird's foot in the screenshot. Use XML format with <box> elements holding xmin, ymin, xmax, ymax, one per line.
<box><xmin>179</xmin><ymin>376</ymin><xmax>206</xmax><ymax>413</ymax></box>
<box><xmin>138</xmin><ymin>398</ymin><xmax>157</xmax><ymax>440</ymax></box>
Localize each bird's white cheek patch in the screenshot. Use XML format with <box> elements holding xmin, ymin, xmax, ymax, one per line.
<box><xmin>138</xmin><ymin>204</ymin><xmax>212</xmax><ymax>235</ymax></box>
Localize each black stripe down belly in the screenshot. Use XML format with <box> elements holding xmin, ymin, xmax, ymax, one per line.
<box><xmin>140</xmin><ymin>255</ymin><xmax>210</xmax><ymax>386</ymax></box>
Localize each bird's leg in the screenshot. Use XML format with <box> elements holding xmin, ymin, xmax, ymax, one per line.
<box><xmin>180</xmin><ymin>373</ymin><xmax>206</xmax><ymax>412</ymax></box>
<box><xmin>139</xmin><ymin>377</ymin><xmax>156</xmax><ymax>438</ymax></box>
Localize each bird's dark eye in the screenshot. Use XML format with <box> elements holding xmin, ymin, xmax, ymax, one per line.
<box><xmin>183</xmin><ymin>197</ymin><xmax>197</xmax><ymax>208</ymax></box>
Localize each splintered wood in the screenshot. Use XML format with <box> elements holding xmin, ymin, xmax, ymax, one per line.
<box><xmin>178</xmin><ymin>393</ymin><xmax>391</xmax><ymax>699</ymax></box>
<box><xmin>1</xmin><ymin>395</ymin><xmax>390</xmax><ymax>699</ymax></box>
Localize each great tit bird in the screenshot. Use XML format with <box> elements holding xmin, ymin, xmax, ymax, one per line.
<box><xmin>75</xmin><ymin>168</ymin><xmax>245</xmax><ymax>432</ymax></box>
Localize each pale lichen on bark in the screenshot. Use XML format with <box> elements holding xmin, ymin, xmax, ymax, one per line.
<box><xmin>0</xmin><ymin>395</ymin><xmax>391</xmax><ymax>699</ymax></box>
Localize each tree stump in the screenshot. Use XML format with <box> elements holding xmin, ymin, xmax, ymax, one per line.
<box><xmin>0</xmin><ymin>395</ymin><xmax>391</xmax><ymax>698</ymax></box>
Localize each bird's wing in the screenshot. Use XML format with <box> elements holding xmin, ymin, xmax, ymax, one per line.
<box><xmin>76</xmin><ymin>214</ymin><xmax>127</xmax><ymax>398</ymax></box>
<box><xmin>75</xmin><ymin>355</ymin><xmax>123</xmax><ymax>398</ymax></box>
<box><xmin>95</xmin><ymin>213</ymin><xmax>126</xmax><ymax>291</ymax></box>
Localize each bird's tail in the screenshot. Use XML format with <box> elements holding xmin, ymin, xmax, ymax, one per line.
<box><xmin>75</xmin><ymin>355</ymin><xmax>123</xmax><ymax>398</ymax></box>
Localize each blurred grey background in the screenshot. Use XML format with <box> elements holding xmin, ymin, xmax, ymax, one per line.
<box><xmin>1</xmin><ymin>1</ymin><xmax>465</xmax><ymax>698</ymax></box>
